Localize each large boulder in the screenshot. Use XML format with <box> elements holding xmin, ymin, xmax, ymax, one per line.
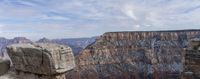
<box><xmin>0</xmin><ymin>57</ymin><xmax>10</xmax><ymax>76</ymax></box>
<box><xmin>6</xmin><ymin>43</ymin><xmax>75</xmax><ymax>75</ymax></box>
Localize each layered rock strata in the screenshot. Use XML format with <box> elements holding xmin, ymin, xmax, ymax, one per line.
<box><xmin>6</xmin><ymin>43</ymin><xmax>75</xmax><ymax>79</ymax></box>
<box><xmin>66</xmin><ymin>30</ymin><xmax>200</xmax><ymax>79</ymax></box>
<box><xmin>183</xmin><ymin>38</ymin><xmax>200</xmax><ymax>79</ymax></box>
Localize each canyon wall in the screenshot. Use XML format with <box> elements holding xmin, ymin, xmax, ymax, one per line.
<box><xmin>183</xmin><ymin>38</ymin><xmax>200</xmax><ymax>79</ymax></box>
<box><xmin>66</xmin><ymin>30</ymin><xmax>200</xmax><ymax>79</ymax></box>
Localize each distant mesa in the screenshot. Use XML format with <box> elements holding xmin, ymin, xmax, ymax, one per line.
<box><xmin>36</xmin><ymin>37</ymin><xmax>52</xmax><ymax>43</ymax></box>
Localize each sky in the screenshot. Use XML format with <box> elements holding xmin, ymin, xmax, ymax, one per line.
<box><xmin>0</xmin><ymin>0</ymin><xmax>200</xmax><ymax>40</ymax></box>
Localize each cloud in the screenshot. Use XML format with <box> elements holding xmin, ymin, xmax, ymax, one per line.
<box><xmin>0</xmin><ymin>0</ymin><xmax>200</xmax><ymax>39</ymax></box>
<box><xmin>119</xmin><ymin>0</ymin><xmax>200</xmax><ymax>30</ymax></box>
<box><xmin>39</xmin><ymin>15</ymin><xmax>70</xmax><ymax>20</ymax></box>
<box><xmin>123</xmin><ymin>5</ymin><xmax>137</xmax><ymax>20</ymax></box>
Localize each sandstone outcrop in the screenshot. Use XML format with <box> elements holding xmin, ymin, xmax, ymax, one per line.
<box><xmin>6</xmin><ymin>43</ymin><xmax>75</xmax><ymax>79</ymax></box>
<box><xmin>66</xmin><ymin>30</ymin><xmax>200</xmax><ymax>79</ymax></box>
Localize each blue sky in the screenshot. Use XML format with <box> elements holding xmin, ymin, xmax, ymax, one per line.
<box><xmin>0</xmin><ymin>0</ymin><xmax>200</xmax><ymax>40</ymax></box>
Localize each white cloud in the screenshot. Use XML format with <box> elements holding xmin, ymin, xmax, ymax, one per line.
<box><xmin>122</xmin><ymin>5</ymin><xmax>137</xmax><ymax>20</ymax></box>
<box><xmin>120</xmin><ymin>0</ymin><xmax>200</xmax><ymax>30</ymax></box>
<box><xmin>135</xmin><ymin>25</ymin><xmax>141</xmax><ymax>28</ymax></box>
<box><xmin>39</xmin><ymin>15</ymin><xmax>70</xmax><ymax>20</ymax></box>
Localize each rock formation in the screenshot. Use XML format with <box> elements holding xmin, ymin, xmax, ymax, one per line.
<box><xmin>0</xmin><ymin>57</ymin><xmax>10</xmax><ymax>76</ymax></box>
<box><xmin>36</xmin><ymin>37</ymin><xmax>52</xmax><ymax>43</ymax></box>
<box><xmin>183</xmin><ymin>38</ymin><xmax>200</xmax><ymax>79</ymax></box>
<box><xmin>65</xmin><ymin>30</ymin><xmax>200</xmax><ymax>79</ymax></box>
<box><xmin>6</xmin><ymin>43</ymin><xmax>75</xmax><ymax>79</ymax></box>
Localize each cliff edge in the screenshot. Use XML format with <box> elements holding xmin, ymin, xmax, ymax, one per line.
<box><xmin>66</xmin><ymin>30</ymin><xmax>200</xmax><ymax>79</ymax></box>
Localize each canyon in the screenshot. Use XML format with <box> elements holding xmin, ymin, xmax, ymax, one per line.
<box><xmin>0</xmin><ymin>37</ymin><xmax>96</xmax><ymax>57</ymax></box>
<box><xmin>1</xmin><ymin>29</ymin><xmax>200</xmax><ymax>79</ymax></box>
<box><xmin>65</xmin><ymin>30</ymin><xmax>200</xmax><ymax>79</ymax></box>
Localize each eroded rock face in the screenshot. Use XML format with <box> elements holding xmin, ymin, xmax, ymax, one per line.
<box><xmin>184</xmin><ymin>38</ymin><xmax>200</xmax><ymax>79</ymax></box>
<box><xmin>66</xmin><ymin>30</ymin><xmax>200</xmax><ymax>79</ymax></box>
<box><xmin>6</xmin><ymin>43</ymin><xmax>75</xmax><ymax>79</ymax></box>
<box><xmin>0</xmin><ymin>57</ymin><xmax>10</xmax><ymax>76</ymax></box>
